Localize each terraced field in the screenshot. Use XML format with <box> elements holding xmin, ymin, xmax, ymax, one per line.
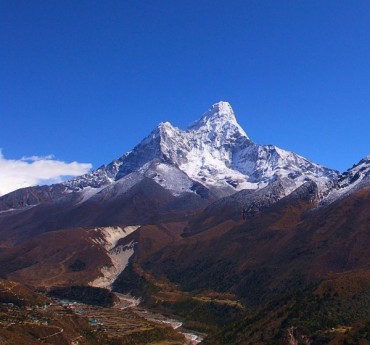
<box><xmin>72</xmin><ymin>302</ymin><xmax>185</xmax><ymax>344</ymax></box>
<box><xmin>65</xmin><ymin>294</ymin><xmax>204</xmax><ymax>345</ymax></box>
<box><xmin>0</xmin><ymin>279</ymin><xmax>202</xmax><ymax>344</ymax></box>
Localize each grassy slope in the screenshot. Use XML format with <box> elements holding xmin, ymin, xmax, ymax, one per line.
<box><xmin>113</xmin><ymin>187</ymin><xmax>370</xmax><ymax>344</ymax></box>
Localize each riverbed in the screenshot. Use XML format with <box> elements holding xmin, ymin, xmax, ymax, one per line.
<box><xmin>114</xmin><ymin>292</ymin><xmax>205</xmax><ymax>344</ymax></box>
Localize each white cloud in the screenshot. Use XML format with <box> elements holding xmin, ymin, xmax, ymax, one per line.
<box><xmin>0</xmin><ymin>150</ymin><xmax>92</xmax><ymax>196</ymax></box>
<box><xmin>20</xmin><ymin>154</ymin><xmax>55</xmax><ymax>161</ymax></box>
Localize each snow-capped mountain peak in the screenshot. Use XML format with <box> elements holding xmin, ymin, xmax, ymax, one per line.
<box><xmin>0</xmin><ymin>101</ymin><xmax>343</xmax><ymax>211</ymax></box>
<box><xmin>187</xmin><ymin>101</ymin><xmax>249</xmax><ymax>139</ymax></box>
<box><xmin>188</xmin><ymin>101</ymin><xmax>236</xmax><ymax>127</ymax></box>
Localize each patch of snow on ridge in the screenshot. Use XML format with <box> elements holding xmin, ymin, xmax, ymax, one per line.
<box><xmin>321</xmin><ymin>156</ymin><xmax>370</xmax><ymax>205</ymax></box>
<box><xmin>150</xmin><ymin>163</ymin><xmax>195</xmax><ymax>196</ymax></box>
<box><xmin>89</xmin><ymin>226</ymin><xmax>140</xmax><ymax>289</ymax></box>
<box><xmin>76</xmin><ymin>186</ymin><xmax>105</xmax><ymax>204</ymax></box>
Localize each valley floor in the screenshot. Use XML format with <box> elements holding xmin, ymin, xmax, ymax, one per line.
<box><xmin>61</xmin><ymin>293</ymin><xmax>204</xmax><ymax>345</ymax></box>
<box><xmin>0</xmin><ymin>280</ymin><xmax>203</xmax><ymax>345</ymax></box>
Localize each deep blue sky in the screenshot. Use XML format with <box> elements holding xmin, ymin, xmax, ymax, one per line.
<box><xmin>1</xmin><ymin>0</ymin><xmax>370</xmax><ymax>173</ymax></box>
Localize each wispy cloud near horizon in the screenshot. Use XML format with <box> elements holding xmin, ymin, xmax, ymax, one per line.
<box><xmin>0</xmin><ymin>150</ymin><xmax>92</xmax><ymax>196</ymax></box>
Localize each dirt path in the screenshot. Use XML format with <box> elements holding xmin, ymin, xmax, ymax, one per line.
<box><xmin>37</xmin><ymin>252</ymin><xmax>77</xmax><ymax>286</ymax></box>
<box><xmin>38</xmin><ymin>325</ymin><xmax>64</xmax><ymax>340</ymax></box>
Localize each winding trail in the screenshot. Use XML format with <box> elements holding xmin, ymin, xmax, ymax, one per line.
<box><xmin>38</xmin><ymin>326</ymin><xmax>64</xmax><ymax>340</ymax></box>
<box><xmin>38</xmin><ymin>252</ymin><xmax>77</xmax><ymax>286</ymax></box>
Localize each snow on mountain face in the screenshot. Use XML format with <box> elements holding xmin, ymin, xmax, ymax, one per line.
<box><xmin>63</xmin><ymin>156</ymin><xmax>126</xmax><ymax>192</ymax></box>
<box><xmin>243</xmin><ymin>145</ymin><xmax>337</xmax><ymax>193</ymax></box>
<box><xmin>0</xmin><ymin>101</ymin><xmax>341</xmax><ymax>211</ymax></box>
<box><xmin>60</xmin><ymin>101</ymin><xmax>336</xmax><ymax>196</ymax></box>
<box><xmin>337</xmin><ymin>156</ymin><xmax>370</xmax><ymax>189</ymax></box>
<box><xmin>108</xmin><ymin>101</ymin><xmax>336</xmax><ymax>196</ymax></box>
<box><xmin>321</xmin><ymin>156</ymin><xmax>370</xmax><ymax>204</ymax></box>
<box><xmin>187</xmin><ymin>101</ymin><xmax>249</xmax><ymax>139</ymax></box>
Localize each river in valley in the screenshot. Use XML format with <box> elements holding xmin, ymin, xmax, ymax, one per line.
<box><xmin>114</xmin><ymin>293</ymin><xmax>205</xmax><ymax>344</ymax></box>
